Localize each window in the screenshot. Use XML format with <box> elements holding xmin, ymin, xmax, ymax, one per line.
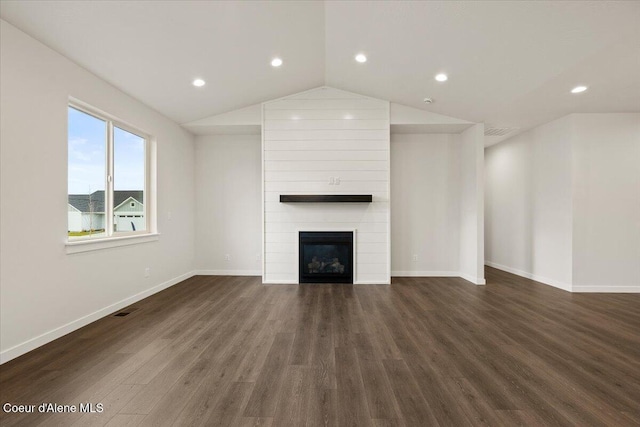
<box><xmin>68</xmin><ymin>103</ymin><xmax>150</xmax><ymax>241</ymax></box>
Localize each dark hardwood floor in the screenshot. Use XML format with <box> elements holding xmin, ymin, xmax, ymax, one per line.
<box><xmin>1</xmin><ymin>267</ymin><xmax>639</xmax><ymax>426</ymax></box>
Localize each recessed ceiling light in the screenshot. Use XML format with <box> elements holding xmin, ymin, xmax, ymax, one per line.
<box><xmin>355</xmin><ymin>53</ymin><xmax>367</xmax><ymax>63</ymax></box>
<box><xmin>271</xmin><ymin>58</ymin><xmax>283</xmax><ymax>67</ymax></box>
<box><xmin>192</xmin><ymin>78</ymin><xmax>205</xmax><ymax>87</ymax></box>
<box><xmin>571</xmin><ymin>85</ymin><xmax>588</xmax><ymax>94</ymax></box>
<box><xmin>435</xmin><ymin>73</ymin><xmax>448</xmax><ymax>82</ymax></box>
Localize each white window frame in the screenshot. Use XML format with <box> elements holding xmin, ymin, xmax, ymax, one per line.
<box><xmin>66</xmin><ymin>99</ymin><xmax>157</xmax><ymax>253</ymax></box>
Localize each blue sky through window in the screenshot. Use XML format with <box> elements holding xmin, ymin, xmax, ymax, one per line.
<box><xmin>68</xmin><ymin>107</ymin><xmax>105</xmax><ymax>194</ymax></box>
<box><xmin>68</xmin><ymin>107</ymin><xmax>145</xmax><ymax>195</ymax></box>
<box><xmin>114</xmin><ymin>126</ymin><xmax>145</xmax><ymax>193</ymax></box>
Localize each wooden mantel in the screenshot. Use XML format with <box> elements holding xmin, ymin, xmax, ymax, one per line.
<box><xmin>279</xmin><ymin>195</ymin><xmax>373</xmax><ymax>203</ymax></box>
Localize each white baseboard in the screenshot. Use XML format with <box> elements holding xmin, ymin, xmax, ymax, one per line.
<box><xmin>354</xmin><ymin>280</ymin><xmax>391</xmax><ymax>285</ymax></box>
<box><xmin>391</xmin><ymin>270</ymin><xmax>485</xmax><ymax>285</ymax></box>
<box><xmin>459</xmin><ymin>273</ymin><xmax>486</xmax><ymax>285</ymax></box>
<box><xmin>0</xmin><ymin>270</ymin><xmax>197</xmax><ymax>365</ymax></box>
<box><xmin>485</xmin><ymin>261</ymin><xmax>572</xmax><ymax>292</ymax></box>
<box><xmin>262</xmin><ymin>279</ymin><xmax>392</xmax><ymax>285</ymax></box>
<box><xmin>262</xmin><ymin>279</ymin><xmax>298</xmax><ymax>284</ymax></box>
<box><xmin>262</xmin><ymin>280</ymin><xmax>392</xmax><ymax>285</ymax></box>
<box><xmin>572</xmin><ymin>285</ymin><xmax>640</xmax><ymax>293</ymax></box>
<box><xmin>196</xmin><ymin>269</ymin><xmax>262</xmax><ymax>276</ymax></box>
<box><xmin>391</xmin><ymin>271</ymin><xmax>459</xmax><ymax>277</ymax></box>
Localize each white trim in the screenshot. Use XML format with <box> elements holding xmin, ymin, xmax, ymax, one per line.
<box><xmin>262</xmin><ymin>86</ymin><xmax>325</xmax><ymax>105</ymax></box>
<box><xmin>391</xmin><ymin>271</ymin><xmax>460</xmax><ymax>277</ymax></box>
<box><xmin>261</xmin><ymin>103</ymin><xmax>266</xmax><ymax>283</ymax></box>
<box><xmin>572</xmin><ymin>285</ymin><xmax>640</xmax><ymax>293</ymax></box>
<box><xmin>391</xmin><ymin>271</ymin><xmax>485</xmax><ymax>284</ymax></box>
<box><xmin>385</xmin><ymin>100</ymin><xmax>391</xmax><ymax>285</ymax></box>
<box><xmin>196</xmin><ymin>270</ymin><xmax>262</xmax><ymax>276</ymax></box>
<box><xmin>69</xmin><ymin>97</ymin><xmax>153</xmax><ymax>137</ymax></box>
<box><xmin>0</xmin><ymin>270</ymin><xmax>196</xmax><ymax>365</ymax></box>
<box><xmin>354</xmin><ymin>280</ymin><xmax>391</xmax><ymax>285</ymax></box>
<box><xmin>261</xmin><ymin>86</ymin><xmax>388</xmax><ymax>106</ymax></box>
<box><xmin>106</xmin><ymin>120</ymin><xmax>114</xmax><ymax>234</ymax></box>
<box><xmin>148</xmin><ymin>137</ymin><xmax>158</xmax><ymax>234</ymax></box>
<box><xmin>262</xmin><ymin>279</ymin><xmax>299</xmax><ymax>285</ymax></box>
<box><xmin>485</xmin><ymin>261</ymin><xmax>571</xmax><ymax>292</ymax></box>
<box><xmin>66</xmin><ymin>233</ymin><xmax>160</xmax><ymax>254</ymax></box>
<box><xmin>262</xmin><ymin>279</ymin><xmax>391</xmax><ymax>285</ymax></box>
<box><xmin>459</xmin><ymin>272</ymin><xmax>486</xmax><ymax>285</ymax></box>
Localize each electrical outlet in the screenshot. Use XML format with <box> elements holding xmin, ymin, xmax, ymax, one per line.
<box><xmin>167</xmin><ymin>211</ymin><xmax>172</xmax><ymax>221</ymax></box>
<box><xmin>224</xmin><ymin>254</ymin><xmax>231</xmax><ymax>262</ymax></box>
<box><xmin>144</xmin><ymin>267</ymin><xmax>150</xmax><ymax>278</ymax></box>
<box><xmin>256</xmin><ymin>253</ymin><xmax>261</xmax><ymax>261</ymax></box>
<box><xmin>329</xmin><ymin>176</ymin><xmax>335</xmax><ymax>185</ymax></box>
<box><xmin>335</xmin><ymin>176</ymin><xmax>341</xmax><ymax>185</ymax></box>
<box><xmin>412</xmin><ymin>254</ymin><xmax>418</xmax><ymax>262</ymax></box>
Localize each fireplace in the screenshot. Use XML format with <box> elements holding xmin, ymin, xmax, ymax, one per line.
<box><xmin>299</xmin><ymin>231</ymin><xmax>353</xmax><ymax>284</ymax></box>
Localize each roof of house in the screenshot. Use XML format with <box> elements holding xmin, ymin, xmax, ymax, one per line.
<box><xmin>68</xmin><ymin>191</ymin><xmax>143</xmax><ymax>213</ymax></box>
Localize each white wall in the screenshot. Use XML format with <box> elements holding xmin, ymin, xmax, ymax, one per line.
<box><xmin>262</xmin><ymin>87</ymin><xmax>390</xmax><ymax>284</ymax></box>
<box><xmin>485</xmin><ymin>116</ymin><xmax>574</xmax><ymax>289</ymax></box>
<box><xmin>390</xmin><ymin>134</ymin><xmax>460</xmax><ymax>275</ymax></box>
<box><xmin>0</xmin><ymin>20</ymin><xmax>196</xmax><ymax>362</ymax></box>
<box><xmin>196</xmin><ymin>130</ymin><xmax>486</xmax><ymax>284</ymax></box>
<box><xmin>459</xmin><ymin>124</ymin><xmax>486</xmax><ymax>284</ymax></box>
<box><xmin>572</xmin><ymin>114</ymin><xmax>640</xmax><ymax>292</ymax></box>
<box><xmin>485</xmin><ymin>113</ymin><xmax>640</xmax><ymax>292</ymax></box>
<box><xmin>195</xmin><ymin>135</ymin><xmax>262</xmax><ymax>274</ymax></box>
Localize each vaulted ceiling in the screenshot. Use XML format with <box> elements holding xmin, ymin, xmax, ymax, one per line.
<box><xmin>2</xmin><ymin>1</ymin><xmax>639</xmax><ymax>144</ymax></box>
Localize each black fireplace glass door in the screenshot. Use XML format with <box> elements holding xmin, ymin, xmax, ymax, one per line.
<box><xmin>299</xmin><ymin>232</ymin><xmax>353</xmax><ymax>283</ymax></box>
<box><xmin>302</xmin><ymin>244</ymin><xmax>350</xmax><ymax>275</ymax></box>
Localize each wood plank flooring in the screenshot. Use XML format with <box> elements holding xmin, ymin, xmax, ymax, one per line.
<box><xmin>1</xmin><ymin>267</ymin><xmax>639</xmax><ymax>426</ymax></box>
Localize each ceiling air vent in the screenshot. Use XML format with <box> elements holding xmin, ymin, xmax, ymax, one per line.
<box><xmin>485</xmin><ymin>127</ymin><xmax>519</xmax><ymax>137</ymax></box>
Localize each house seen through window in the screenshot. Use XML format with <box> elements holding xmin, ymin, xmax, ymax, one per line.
<box><xmin>68</xmin><ymin>104</ymin><xmax>148</xmax><ymax>240</ymax></box>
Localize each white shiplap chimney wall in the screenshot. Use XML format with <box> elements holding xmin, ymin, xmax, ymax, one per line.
<box><xmin>262</xmin><ymin>87</ymin><xmax>390</xmax><ymax>284</ymax></box>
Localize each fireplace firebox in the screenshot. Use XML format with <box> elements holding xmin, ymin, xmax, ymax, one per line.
<box><xmin>299</xmin><ymin>231</ymin><xmax>353</xmax><ymax>284</ymax></box>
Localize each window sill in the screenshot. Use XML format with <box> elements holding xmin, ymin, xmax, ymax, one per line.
<box><xmin>66</xmin><ymin>233</ymin><xmax>160</xmax><ymax>254</ymax></box>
